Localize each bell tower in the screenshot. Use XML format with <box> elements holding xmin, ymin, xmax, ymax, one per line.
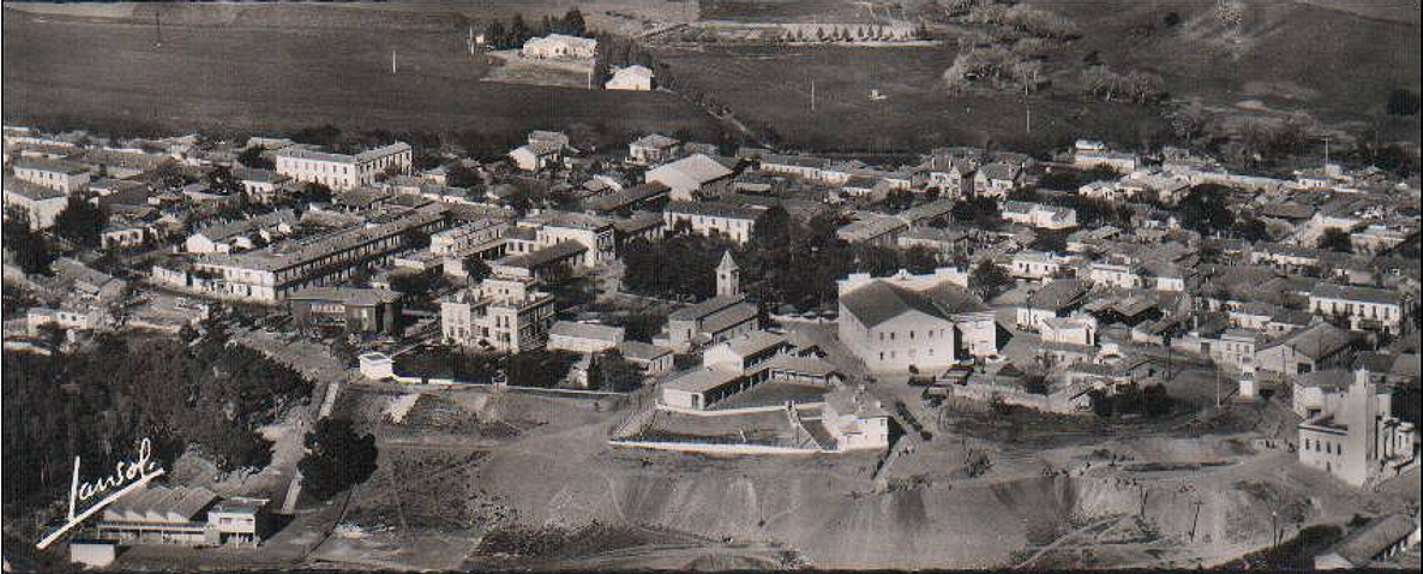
<box><xmin>716</xmin><ymin>250</ymin><xmax>741</xmax><ymax>298</ymax></box>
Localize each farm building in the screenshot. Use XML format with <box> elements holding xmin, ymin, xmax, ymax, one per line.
<box><xmin>606</xmin><ymin>65</ymin><xmax>654</xmax><ymax>91</ymax></box>
<box><xmin>521</xmin><ymin>34</ymin><xmax>596</xmax><ymax>59</ymax></box>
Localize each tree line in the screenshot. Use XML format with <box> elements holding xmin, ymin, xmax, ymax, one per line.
<box><xmin>482</xmin><ymin>8</ymin><xmax>588</xmax><ymax>50</ymax></box>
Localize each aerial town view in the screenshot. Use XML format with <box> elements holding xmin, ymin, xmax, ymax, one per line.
<box><xmin>1</xmin><ymin>0</ymin><xmax>1419</xmax><ymax>571</ymax></box>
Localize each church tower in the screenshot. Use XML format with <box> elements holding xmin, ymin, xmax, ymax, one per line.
<box><xmin>716</xmin><ymin>250</ymin><xmax>741</xmax><ymax>298</ymax></box>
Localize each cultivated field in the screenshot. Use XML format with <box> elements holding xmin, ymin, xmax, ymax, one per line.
<box><xmin>1</xmin><ymin>7</ymin><xmax>723</xmax><ymax>143</ymax></box>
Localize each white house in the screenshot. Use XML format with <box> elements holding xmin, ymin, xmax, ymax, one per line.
<box><xmin>547</xmin><ymin>321</ymin><xmax>625</xmax><ymax>354</ymax></box>
<box><xmin>663</xmin><ymin>201</ymin><xmax>765</xmax><ymax>244</ymax></box>
<box><xmin>521</xmin><ymin>34</ymin><xmax>597</xmax><ymax>59</ymax></box>
<box><xmin>274</xmin><ymin>142</ymin><xmax>412</xmax><ymax>191</ymax></box>
<box><xmin>1002</xmin><ymin>201</ymin><xmax>1078</xmax><ymax>230</ymax></box>
<box><xmin>2</xmin><ymin>178</ymin><xmax>68</xmax><ymax>230</ymax></box>
<box><xmin>646</xmin><ymin>154</ymin><xmax>735</xmax><ymax>201</ymax></box>
<box><xmin>606</xmin><ymin>65</ymin><xmax>654</xmax><ymax>91</ymax></box>
<box><xmin>12</xmin><ymin>157</ymin><xmax>90</xmax><ymax>195</ymax></box>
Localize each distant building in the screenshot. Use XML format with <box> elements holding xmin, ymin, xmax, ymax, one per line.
<box><xmin>12</xmin><ymin>157</ymin><xmax>90</xmax><ymax>194</ymax></box>
<box><xmin>1314</xmin><ymin>513</ymin><xmax>1420</xmax><ymax>569</ymax></box>
<box><xmin>973</xmin><ymin>162</ymin><xmax>1021</xmax><ymax>198</ymax></box>
<box><xmin>232</xmin><ymin>167</ymin><xmax>292</xmax><ymax>203</ymax></box>
<box><xmin>287</xmin><ymin>287</ymin><xmax>402</xmax><ymax>335</ymax></box>
<box><xmin>1002</xmin><ymin>201</ymin><xmax>1078</xmax><ymax>230</ymax></box>
<box><xmin>836</xmin><ymin>213</ymin><xmax>908</xmax><ymax>246</ymax></box>
<box><xmin>616</xmin><ymin>340</ymin><xmax>674</xmax><ymax>376</ymax></box>
<box><xmin>606</xmin><ymin>64</ymin><xmax>655</xmax><ymax>91</ymax></box>
<box><xmin>274</xmin><ymin>142</ymin><xmax>412</xmax><ymax>191</ymax></box>
<box><xmin>646</xmin><ymin>154</ymin><xmax>736</xmax><ymax>201</ymax></box>
<box><xmin>1309</xmin><ymin>283</ymin><xmax>1406</xmax><ymax>335</ymax></box>
<box><xmin>521</xmin><ymin>34</ymin><xmax>597</xmax><ymax>59</ymax></box>
<box><xmin>1074</xmin><ymin>149</ymin><xmax>1139</xmax><ymax>173</ymax></box>
<box><xmin>663</xmin><ymin>201</ymin><xmax>765</xmax><ymax>244</ymax></box>
<box><xmin>628</xmin><ymin>133</ymin><xmax>681</xmax><ymax>165</ymax></box>
<box><xmin>508</xmin><ymin>141</ymin><xmax>562</xmax><ymax>172</ymax></box>
<box><xmin>1256</xmin><ymin>322</ymin><xmax>1357</xmax><ymax>378</ymax></box>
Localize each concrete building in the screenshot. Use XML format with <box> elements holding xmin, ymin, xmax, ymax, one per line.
<box><xmin>1016</xmin><ymin>279</ymin><xmax>1090</xmax><ymax>332</ymax></box>
<box><xmin>1310</xmin><ymin>283</ymin><xmax>1406</xmax><ymax>335</ymax></box>
<box><xmin>177</xmin><ymin>204</ymin><xmax>448</xmax><ymax>303</ymax></box>
<box><xmin>512</xmin><ymin>211</ymin><xmax>616</xmax><ymax>268</ymax></box>
<box><xmin>606</xmin><ymin>64</ymin><xmax>655</xmax><ymax>91</ymax></box>
<box><xmin>12</xmin><ymin>157</ymin><xmax>90</xmax><ymax>194</ymax></box>
<box><xmin>1256</xmin><ymin>322</ymin><xmax>1357</xmax><ymax>378</ymax></box>
<box><xmin>1314</xmin><ymin>513</ymin><xmax>1421</xmax><ymax>569</ymax></box>
<box><xmin>663</xmin><ymin>201</ymin><xmax>765</xmax><ymax>244</ymax></box>
<box><xmin>628</xmin><ymin>133</ymin><xmax>681</xmax><ymax>166</ymax></box>
<box><xmin>837</xmin><ymin>213</ymin><xmax>908</xmax><ymax>246</ymax></box>
<box><xmin>441</xmin><ymin>275</ymin><xmax>557</xmax><ymax>353</ymax></box>
<box><xmin>233</xmin><ymin>167</ymin><xmax>292</xmax><ymax>203</ymax></box>
<box><xmin>95</xmin><ymin>486</ymin><xmax>270</xmax><ymax>548</ymax></box>
<box><xmin>429</xmin><ymin>218</ymin><xmax>510</xmax><ymax>260</ymax></box>
<box><xmin>184</xmin><ymin>209</ymin><xmax>298</xmax><ymax>254</ymax></box>
<box><xmin>288</xmin><ymin>287</ymin><xmax>402</xmax><ymax>335</ymax></box>
<box><xmin>2</xmin><ymin>178</ymin><xmax>68</xmax><ymax>230</ymax></box>
<box><xmin>1297</xmin><ymin>369</ymin><xmax>1416</xmax><ymax>487</ymax></box>
<box><xmin>548</xmin><ymin>321</ymin><xmax>625</xmax><ymax>354</ymax></box>
<box><xmin>616</xmin><ymin>340</ymin><xmax>674</xmax><ymax>376</ymax></box>
<box><xmin>973</xmin><ymin>162</ymin><xmax>1021</xmax><ymax>197</ymax></box>
<box><xmin>837</xmin><ymin>268</ymin><xmax>996</xmax><ymax>374</ymax></box>
<box><xmin>274</xmin><ymin>142</ymin><xmax>412</xmax><ymax>191</ymax></box>
<box><xmin>508</xmin><ymin>141</ymin><xmax>561</xmax><ymax>172</ymax></box>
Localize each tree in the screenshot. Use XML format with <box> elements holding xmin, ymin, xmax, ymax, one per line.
<box><xmin>487</xmin><ymin>20</ymin><xmax>508</xmax><ymax>49</ymax></box>
<box><xmin>1232</xmin><ymin>216</ymin><xmax>1271</xmax><ymax>242</ymax></box>
<box><xmin>463</xmin><ymin>257</ymin><xmax>492</xmax><ymax>283</ymax></box>
<box><xmin>510</xmin><ymin>13</ymin><xmax>530</xmax><ymax>45</ymax></box>
<box><xmin>298</xmin><ymin>182</ymin><xmax>333</xmax><ymax>205</ymax></box>
<box><xmin>562</xmin><ymin>8</ymin><xmax>587</xmax><ymax>37</ymax></box>
<box><xmin>3</xmin><ymin>208</ymin><xmax>54</xmax><ymax>274</ymax></box>
<box><xmin>752</xmin><ymin>205</ymin><xmax>791</xmax><ymax>247</ymax></box>
<box><xmin>1169</xmin><ymin>101</ymin><xmax>1207</xmax><ymax>142</ymax></box>
<box><xmin>237</xmin><ymin>146</ymin><xmax>274</xmax><ymax>170</ymax></box>
<box><xmin>389</xmin><ymin>270</ymin><xmax>443</xmax><ymax>298</ymax></box>
<box><xmin>1387</xmin><ymin>88</ymin><xmax>1421</xmax><ymax>116</ymax></box>
<box><xmin>1177</xmin><ymin>185</ymin><xmax>1235</xmax><ymax>235</ymax></box>
<box><xmin>1318</xmin><ymin>227</ymin><xmax>1353</xmax><ymax>253</ymax></box>
<box><xmin>53</xmin><ymin>198</ymin><xmax>107</xmax><ymax>248</ymax></box>
<box><xmin>595</xmin><ymin>351</ymin><xmax>644</xmax><ymax>392</ymax></box>
<box><xmin>968</xmin><ymin>260</ymin><xmax>1013</xmax><ymax>300</ymax></box>
<box><xmin>298</xmin><ymin>419</ymin><xmax>378</xmax><ymax>502</ymax></box>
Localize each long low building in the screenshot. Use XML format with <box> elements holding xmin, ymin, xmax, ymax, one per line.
<box><xmin>160</xmin><ymin>204</ymin><xmax>450</xmax><ymax>304</ymax></box>
<box><xmin>288</xmin><ymin>287</ymin><xmax>402</xmax><ymax>334</ymax></box>
<box><xmin>275</xmin><ymin>142</ymin><xmax>412</xmax><ymax>191</ymax></box>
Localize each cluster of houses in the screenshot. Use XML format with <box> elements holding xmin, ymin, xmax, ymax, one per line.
<box><xmin>4</xmin><ymin>117</ymin><xmax>1420</xmax><ymax>487</ymax></box>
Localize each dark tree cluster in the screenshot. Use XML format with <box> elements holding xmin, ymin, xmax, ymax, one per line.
<box><xmin>483</xmin><ymin>9</ymin><xmax>588</xmax><ymax>50</ymax></box>
<box><xmin>2</xmin><ymin>208</ymin><xmax>55</xmax><ymax>275</ymax></box>
<box><xmin>298</xmin><ymin>419</ymin><xmax>378</xmax><ymax>502</ymax></box>
<box><xmin>2</xmin><ymin>329</ymin><xmax>313</xmax><ymax>513</ymax></box>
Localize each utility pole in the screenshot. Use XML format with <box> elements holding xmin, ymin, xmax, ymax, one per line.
<box><xmin>391</xmin><ymin>49</ymin><xmax>397</xmax><ymax>74</ymax></box>
<box><xmin>810</xmin><ymin>79</ymin><xmax>816</xmax><ymax>112</ymax></box>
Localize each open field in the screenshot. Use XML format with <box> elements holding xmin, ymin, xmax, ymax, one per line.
<box><xmin>1</xmin><ymin>7</ymin><xmax>722</xmax><ymax>143</ymax></box>
<box><xmin>1022</xmin><ymin>0</ymin><xmax>1421</xmax><ymax>142</ymax></box>
<box><xmin>654</xmin><ymin>43</ymin><xmax>1169</xmax><ymax>154</ymax></box>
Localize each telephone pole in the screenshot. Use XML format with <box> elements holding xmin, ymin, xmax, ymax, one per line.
<box><xmin>391</xmin><ymin>49</ymin><xmax>397</xmax><ymax>74</ymax></box>
<box><xmin>810</xmin><ymin>79</ymin><xmax>816</xmax><ymax>112</ymax></box>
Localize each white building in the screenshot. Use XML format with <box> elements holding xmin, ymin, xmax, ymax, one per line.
<box><xmin>441</xmin><ymin>275</ymin><xmax>557</xmax><ymax>353</ymax></box>
<box><xmin>663</xmin><ymin>201</ymin><xmax>765</xmax><ymax>244</ymax></box>
<box><xmin>2</xmin><ymin>178</ymin><xmax>68</xmax><ymax>230</ymax></box>
<box><xmin>12</xmin><ymin>157</ymin><xmax>90</xmax><ymax>195</ymax></box>
<box><xmin>606</xmin><ymin>65</ymin><xmax>654</xmax><ymax>91</ymax></box>
<box><xmin>521</xmin><ymin>34</ymin><xmax>597</xmax><ymax>59</ymax></box>
<box><xmin>1002</xmin><ymin>201</ymin><xmax>1078</xmax><ymax>230</ymax></box>
<box><xmin>1310</xmin><ymin>283</ymin><xmax>1406</xmax><ymax>335</ymax></box>
<box><xmin>274</xmin><ymin>142</ymin><xmax>412</xmax><ymax>191</ymax></box>
<box><xmin>628</xmin><ymin>133</ymin><xmax>681</xmax><ymax>166</ymax></box>
<box><xmin>646</xmin><ymin>154</ymin><xmax>735</xmax><ymax>201</ymax></box>
<box><xmin>837</xmin><ymin>268</ymin><xmax>996</xmax><ymax>374</ymax></box>
<box><xmin>1297</xmin><ymin>369</ymin><xmax>1416</xmax><ymax>487</ymax></box>
<box><xmin>547</xmin><ymin>321</ymin><xmax>625</xmax><ymax>354</ymax></box>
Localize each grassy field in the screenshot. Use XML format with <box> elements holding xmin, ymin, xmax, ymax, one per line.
<box><xmin>1</xmin><ymin>7</ymin><xmax>723</xmax><ymax>143</ymax></box>
<box><xmin>655</xmin><ymin>44</ymin><xmax>1168</xmax><ymax>154</ymax></box>
<box><xmin>1024</xmin><ymin>0</ymin><xmax>1421</xmax><ymax>142</ymax></box>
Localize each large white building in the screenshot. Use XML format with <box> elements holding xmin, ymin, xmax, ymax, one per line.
<box><xmin>521</xmin><ymin>34</ymin><xmax>597</xmax><ymax>59</ymax></box>
<box><xmin>837</xmin><ymin>268</ymin><xmax>997</xmax><ymax>374</ymax></box>
<box><xmin>506</xmin><ymin>211</ymin><xmax>616</xmax><ymax>269</ymax></box>
<box><xmin>1297</xmin><ymin>369</ymin><xmax>1416</xmax><ymax>487</ymax></box>
<box><xmin>1309</xmin><ymin>283</ymin><xmax>1406</xmax><ymax>335</ymax></box>
<box><xmin>441</xmin><ymin>275</ymin><xmax>557</xmax><ymax>353</ymax></box>
<box><xmin>274</xmin><ymin>142</ymin><xmax>412</xmax><ymax>191</ymax></box>
<box><xmin>164</xmin><ymin>204</ymin><xmax>449</xmax><ymax>303</ymax></box>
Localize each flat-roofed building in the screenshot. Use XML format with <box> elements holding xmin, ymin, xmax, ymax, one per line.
<box><xmin>1297</xmin><ymin>369</ymin><xmax>1416</xmax><ymax>487</ymax></box>
<box><xmin>441</xmin><ymin>275</ymin><xmax>557</xmax><ymax>353</ymax></box>
<box><xmin>288</xmin><ymin>287</ymin><xmax>402</xmax><ymax>334</ymax></box>
<box><xmin>186</xmin><ymin>204</ymin><xmax>448</xmax><ymax>303</ymax></box>
<box><xmin>275</xmin><ymin>142</ymin><xmax>412</xmax><ymax>191</ymax></box>
<box><xmin>628</xmin><ymin>133</ymin><xmax>681</xmax><ymax>165</ymax></box>
<box><xmin>548</xmin><ymin>321</ymin><xmax>625</xmax><ymax>354</ymax></box>
<box><xmin>12</xmin><ymin>157</ymin><xmax>90</xmax><ymax>194</ymax></box>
